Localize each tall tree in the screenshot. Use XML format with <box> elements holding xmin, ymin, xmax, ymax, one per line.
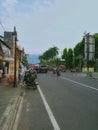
<box><xmin>62</xmin><ymin>48</ymin><xmax>68</xmax><ymax>67</ymax></box>
<box><xmin>93</xmin><ymin>33</ymin><xmax>98</xmax><ymax>59</ymax></box>
<box><xmin>39</xmin><ymin>46</ymin><xmax>59</xmax><ymax>65</ymax></box>
<box><xmin>50</xmin><ymin>46</ymin><xmax>59</xmax><ymax>65</ymax></box>
<box><xmin>74</xmin><ymin>38</ymin><xmax>84</xmax><ymax>68</ymax></box>
<box><xmin>67</xmin><ymin>48</ymin><xmax>73</xmax><ymax>69</ymax></box>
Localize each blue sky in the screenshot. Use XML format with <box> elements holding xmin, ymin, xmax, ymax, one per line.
<box><xmin>0</xmin><ymin>0</ymin><xmax>98</xmax><ymax>55</ymax></box>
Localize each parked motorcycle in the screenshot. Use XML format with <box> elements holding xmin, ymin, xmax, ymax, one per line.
<box><xmin>23</xmin><ymin>69</ymin><xmax>37</xmax><ymax>89</ymax></box>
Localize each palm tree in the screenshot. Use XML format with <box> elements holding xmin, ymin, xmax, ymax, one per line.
<box><xmin>39</xmin><ymin>46</ymin><xmax>59</xmax><ymax>65</ymax></box>
<box><xmin>49</xmin><ymin>46</ymin><xmax>59</xmax><ymax>65</ymax></box>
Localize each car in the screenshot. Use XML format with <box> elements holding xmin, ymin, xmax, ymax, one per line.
<box><xmin>38</xmin><ymin>65</ymin><xmax>48</xmax><ymax>73</ymax></box>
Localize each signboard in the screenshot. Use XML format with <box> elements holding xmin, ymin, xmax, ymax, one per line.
<box><xmin>84</xmin><ymin>34</ymin><xmax>95</xmax><ymax>61</ymax></box>
<box><xmin>3</xmin><ymin>57</ymin><xmax>14</xmax><ymax>62</ymax></box>
<box><xmin>1</xmin><ymin>44</ymin><xmax>10</xmax><ymax>57</ymax></box>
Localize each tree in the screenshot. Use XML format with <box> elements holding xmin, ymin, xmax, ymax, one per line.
<box><xmin>93</xmin><ymin>33</ymin><xmax>98</xmax><ymax>59</ymax></box>
<box><xmin>22</xmin><ymin>55</ymin><xmax>28</xmax><ymax>68</ymax></box>
<box><xmin>49</xmin><ymin>46</ymin><xmax>59</xmax><ymax>65</ymax></box>
<box><xmin>62</xmin><ymin>48</ymin><xmax>68</xmax><ymax>67</ymax></box>
<box><xmin>74</xmin><ymin>38</ymin><xmax>84</xmax><ymax>68</ymax></box>
<box><xmin>62</xmin><ymin>48</ymin><xmax>67</xmax><ymax>59</ymax></box>
<box><xmin>39</xmin><ymin>46</ymin><xmax>59</xmax><ymax>65</ymax></box>
<box><xmin>62</xmin><ymin>48</ymin><xmax>73</xmax><ymax>69</ymax></box>
<box><xmin>67</xmin><ymin>48</ymin><xmax>73</xmax><ymax>69</ymax></box>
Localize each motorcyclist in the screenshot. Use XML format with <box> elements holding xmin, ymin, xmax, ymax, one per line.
<box><xmin>56</xmin><ymin>66</ymin><xmax>61</xmax><ymax>76</ymax></box>
<box><xmin>53</xmin><ymin>66</ymin><xmax>57</xmax><ymax>74</ymax></box>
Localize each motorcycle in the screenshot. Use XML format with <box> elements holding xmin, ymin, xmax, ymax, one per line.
<box><xmin>52</xmin><ymin>67</ymin><xmax>57</xmax><ymax>74</ymax></box>
<box><xmin>53</xmin><ymin>69</ymin><xmax>56</xmax><ymax>74</ymax></box>
<box><xmin>56</xmin><ymin>67</ymin><xmax>61</xmax><ymax>76</ymax></box>
<box><xmin>23</xmin><ymin>70</ymin><xmax>37</xmax><ymax>89</ymax></box>
<box><xmin>56</xmin><ymin>70</ymin><xmax>61</xmax><ymax>76</ymax></box>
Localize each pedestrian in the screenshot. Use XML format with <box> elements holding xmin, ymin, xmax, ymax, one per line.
<box><xmin>18</xmin><ymin>68</ymin><xmax>23</xmax><ymax>83</ymax></box>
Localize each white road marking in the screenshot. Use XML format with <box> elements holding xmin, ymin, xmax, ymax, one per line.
<box><xmin>37</xmin><ymin>85</ymin><xmax>61</xmax><ymax>130</ymax></box>
<box><xmin>60</xmin><ymin>76</ymin><xmax>98</xmax><ymax>91</ymax></box>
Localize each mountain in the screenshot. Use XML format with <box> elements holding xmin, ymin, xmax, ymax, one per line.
<box><xmin>28</xmin><ymin>54</ymin><xmax>40</xmax><ymax>64</ymax></box>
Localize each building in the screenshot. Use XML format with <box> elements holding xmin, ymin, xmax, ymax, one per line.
<box><xmin>0</xmin><ymin>35</ymin><xmax>11</xmax><ymax>75</ymax></box>
<box><xmin>0</xmin><ymin>29</ymin><xmax>23</xmax><ymax>78</ymax></box>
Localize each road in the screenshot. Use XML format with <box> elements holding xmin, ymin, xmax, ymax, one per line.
<box><xmin>16</xmin><ymin>72</ymin><xmax>98</xmax><ymax>130</ymax></box>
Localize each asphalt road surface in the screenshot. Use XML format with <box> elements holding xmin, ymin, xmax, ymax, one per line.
<box><xmin>17</xmin><ymin>72</ymin><xmax>98</xmax><ymax>130</ymax></box>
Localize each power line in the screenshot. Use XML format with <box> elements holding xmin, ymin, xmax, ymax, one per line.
<box><xmin>0</xmin><ymin>20</ymin><xmax>5</xmax><ymax>31</ymax></box>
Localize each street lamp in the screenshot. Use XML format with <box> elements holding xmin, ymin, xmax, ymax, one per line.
<box><xmin>13</xmin><ymin>26</ymin><xmax>17</xmax><ymax>87</ymax></box>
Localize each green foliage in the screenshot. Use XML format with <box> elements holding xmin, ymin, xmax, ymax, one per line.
<box><xmin>74</xmin><ymin>38</ymin><xmax>84</xmax><ymax>68</ymax></box>
<box><xmin>38</xmin><ymin>32</ymin><xmax>98</xmax><ymax>70</ymax></box>
<box><xmin>22</xmin><ymin>55</ymin><xmax>28</xmax><ymax>68</ymax></box>
<box><xmin>93</xmin><ymin>33</ymin><xmax>98</xmax><ymax>58</ymax></box>
<box><xmin>61</xmin><ymin>48</ymin><xmax>73</xmax><ymax>69</ymax></box>
<box><xmin>74</xmin><ymin>38</ymin><xmax>84</xmax><ymax>57</ymax></box>
<box><xmin>39</xmin><ymin>46</ymin><xmax>59</xmax><ymax>65</ymax></box>
<box><xmin>62</xmin><ymin>48</ymin><xmax>67</xmax><ymax>59</ymax></box>
<box><xmin>67</xmin><ymin>48</ymin><xmax>73</xmax><ymax>69</ymax></box>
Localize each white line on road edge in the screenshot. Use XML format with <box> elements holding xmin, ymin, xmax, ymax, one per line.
<box><xmin>60</xmin><ymin>76</ymin><xmax>98</xmax><ymax>91</ymax></box>
<box><xmin>37</xmin><ymin>85</ymin><xmax>61</xmax><ymax>130</ymax></box>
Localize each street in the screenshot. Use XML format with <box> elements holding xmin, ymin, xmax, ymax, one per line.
<box><xmin>1</xmin><ymin>1</ymin><xmax>98</xmax><ymax>130</ymax></box>
<box><xmin>1</xmin><ymin>72</ymin><xmax>98</xmax><ymax>130</ymax></box>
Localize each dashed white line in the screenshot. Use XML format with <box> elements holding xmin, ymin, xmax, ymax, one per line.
<box><xmin>60</xmin><ymin>76</ymin><xmax>98</xmax><ymax>91</ymax></box>
<box><xmin>37</xmin><ymin>85</ymin><xmax>61</xmax><ymax>130</ymax></box>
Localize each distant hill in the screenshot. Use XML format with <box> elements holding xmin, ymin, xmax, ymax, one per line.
<box><xmin>28</xmin><ymin>54</ymin><xmax>40</xmax><ymax>64</ymax></box>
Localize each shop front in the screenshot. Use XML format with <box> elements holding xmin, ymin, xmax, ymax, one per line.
<box><xmin>0</xmin><ymin>38</ymin><xmax>11</xmax><ymax>77</ymax></box>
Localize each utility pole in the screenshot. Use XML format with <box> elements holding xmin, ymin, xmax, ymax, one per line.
<box><xmin>13</xmin><ymin>26</ymin><xmax>17</xmax><ymax>87</ymax></box>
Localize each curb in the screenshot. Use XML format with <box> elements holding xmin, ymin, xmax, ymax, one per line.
<box><xmin>92</xmin><ymin>72</ymin><xmax>98</xmax><ymax>79</ymax></box>
<box><xmin>12</xmin><ymin>91</ymin><xmax>25</xmax><ymax>130</ymax></box>
<box><xmin>8</xmin><ymin>91</ymin><xmax>24</xmax><ymax>130</ymax></box>
<box><xmin>0</xmin><ymin>86</ymin><xmax>25</xmax><ymax>130</ymax></box>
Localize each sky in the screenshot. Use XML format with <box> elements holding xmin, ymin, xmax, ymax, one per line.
<box><xmin>0</xmin><ymin>0</ymin><xmax>98</xmax><ymax>56</ymax></box>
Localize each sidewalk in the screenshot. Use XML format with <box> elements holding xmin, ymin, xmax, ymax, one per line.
<box><xmin>92</xmin><ymin>72</ymin><xmax>98</xmax><ymax>79</ymax></box>
<box><xmin>77</xmin><ymin>72</ymin><xmax>98</xmax><ymax>79</ymax></box>
<box><xmin>0</xmin><ymin>77</ymin><xmax>23</xmax><ymax>130</ymax></box>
